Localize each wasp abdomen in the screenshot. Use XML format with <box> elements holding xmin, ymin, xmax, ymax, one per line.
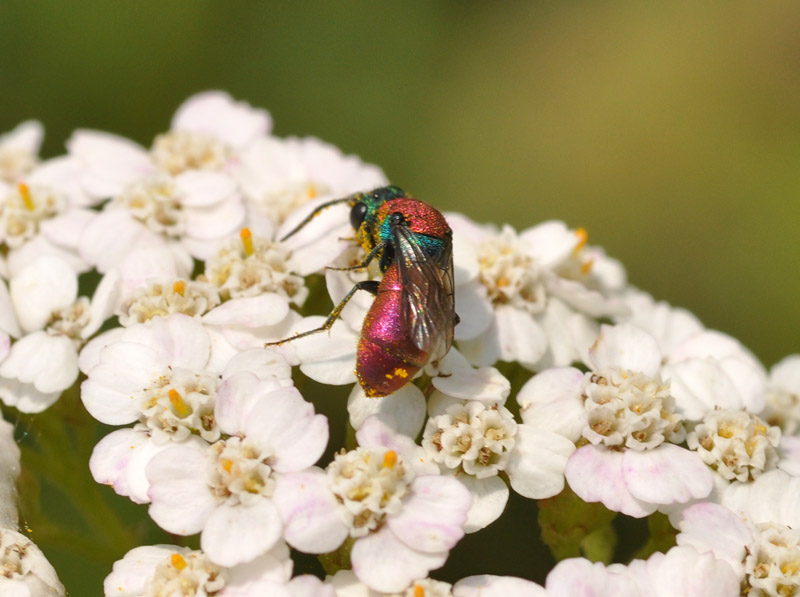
<box><xmin>356</xmin><ymin>266</ymin><xmax>427</xmax><ymax>397</ymax></box>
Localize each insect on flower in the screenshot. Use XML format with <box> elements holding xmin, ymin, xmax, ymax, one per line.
<box><xmin>267</xmin><ymin>186</ymin><xmax>458</xmax><ymax>397</ymax></box>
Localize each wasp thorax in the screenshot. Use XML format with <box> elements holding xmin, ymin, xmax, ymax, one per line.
<box><xmin>476</xmin><ymin>226</ymin><xmax>546</xmax><ymax>313</ymax></box>
<box><xmin>686</xmin><ymin>410</ymin><xmax>780</xmax><ymax>482</ymax></box>
<box><xmin>326</xmin><ymin>447</ymin><xmax>414</xmax><ymax>538</ymax></box>
<box><xmin>582</xmin><ymin>368</ymin><xmax>685</xmax><ymax>451</ymax></box>
<box><xmin>151</xmin><ymin>130</ymin><xmax>232</xmax><ymax>176</ymax></box>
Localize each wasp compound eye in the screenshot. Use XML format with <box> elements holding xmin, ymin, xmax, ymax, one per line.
<box><xmin>350</xmin><ymin>201</ymin><xmax>368</xmax><ymax>230</ymax></box>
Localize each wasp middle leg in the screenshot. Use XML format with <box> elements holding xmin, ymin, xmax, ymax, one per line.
<box><xmin>265</xmin><ymin>280</ymin><xmax>379</xmax><ymax>346</ymax></box>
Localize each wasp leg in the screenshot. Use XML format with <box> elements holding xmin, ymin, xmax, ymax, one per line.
<box><xmin>325</xmin><ymin>240</ymin><xmax>387</xmax><ymax>272</ymax></box>
<box><xmin>265</xmin><ymin>280</ymin><xmax>380</xmax><ymax>346</ymax></box>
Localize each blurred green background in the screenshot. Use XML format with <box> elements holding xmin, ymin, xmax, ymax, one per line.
<box><xmin>3</xmin><ymin>1</ymin><xmax>800</xmax><ymax>593</ymax></box>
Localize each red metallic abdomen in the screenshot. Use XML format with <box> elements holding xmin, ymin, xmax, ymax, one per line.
<box><xmin>356</xmin><ymin>265</ymin><xmax>428</xmax><ymax>397</ymax></box>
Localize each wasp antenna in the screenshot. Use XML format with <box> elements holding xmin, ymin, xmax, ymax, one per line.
<box><xmin>279</xmin><ymin>196</ymin><xmax>357</xmax><ymax>242</ymax></box>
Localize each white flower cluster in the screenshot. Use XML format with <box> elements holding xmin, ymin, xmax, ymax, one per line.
<box><xmin>0</xmin><ymin>92</ymin><xmax>798</xmax><ymax>596</ymax></box>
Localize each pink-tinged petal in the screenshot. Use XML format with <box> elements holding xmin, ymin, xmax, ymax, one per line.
<box><xmin>225</xmin><ymin>542</ymin><xmax>293</xmax><ymax>587</ymax></box>
<box><xmin>507</xmin><ymin>427</ymin><xmax>574</xmax><ymax>500</ymax></box>
<box><xmin>150</xmin><ymin>314</ymin><xmax>212</xmax><ymax>370</ymax></box>
<box><xmin>201</xmin><ymin>501</ymin><xmax>282</xmax><ymax>567</ymax></box>
<box><xmin>171</xmin><ymin>91</ymin><xmax>271</xmax><ymax>148</ymax></box>
<box><xmin>589</xmin><ymin>323</ymin><xmax>661</xmax><ymax>377</ymax></box>
<box><xmin>723</xmin><ymin>469</ymin><xmax>800</xmax><ymax>529</ymax></box>
<box><xmin>565</xmin><ymin>445</ymin><xmax>657</xmax><ymax>518</ymax></box>
<box><xmin>453</xmin><ymin>280</ymin><xmax>493</xmax><ymax>341</ymax></box>
<box><xmin>147</xmin><ymin>445</ymin><xmax>215</xmax><ymax>534</ymax></box>
<box><xmin>223</xmin><ymin>348</ymin><xmax>292</xmax><ymax>383</ymax></box>
<box><xmin>92</xmin><ymin>341</ymin><xmax>163</xmax><ymax>392</ymax></box>
<box><xmin>460</xmin><ymin>475</ymin><xmax>509</xmax><ymax>534</ymax></box>
<box><xmin>517</xmin><ymin>367</ymin><xmax>586</xmax><ymax>442</ymax></box>
<box><xmin>103</xmin><ymin>545</ymin><xmax>176</xmax><ymax>596</ymax></box>
<box><xmin>454</xmin><ymin>575</ymin><xmax>547</xmax><ymax>597</ymax></box>
<box><xmin>0</xmin><ymin>378</ymin><xmax>60</xmax><ymax>413</ymax></box>
<box><xmin>203</xmin><ymin>294</ymin><xmax>289</xmax><ymax>328</ymax></box>
<box><xmin>676</xmin><ymin>502</ymin><xmax>750</xmax><ymax>575</ymax></box>
<box><xmin>351</xmin><ymin>527</ymin><xmax>447</xmax><ymax>593</ymax></box>
<box><xmin>67</xmin><ymin>129</ymin><xmax>155</xmax><ymax>197</ymax></box>
<box><xmin>495</xmin><ymin>305</ymin><xmax>547</xmax><ymax>368</ymax></box>
<box><xmin>646</xmin><ymin>545</ymin><xmax>740</xmax><ymax>597</ymax></box>
<box><xmin>10</xmin><ymin>255</ymin><xmax>77</xmax><ymax>332</ymax></box>
<box><xmin>0</xmin><ymin>333</ymin><xmax>77</xmax><ymax>393</ymax></box>
<box><xmin>663</xmin><ymin>360</ymin><xmax>741</xmax><ymax>421</ymax></box>
<box><xmin>215</xmin><ymin>372</ymin><xmax>263</xmax><ymax>433</ymax></box>
<box><xmin>347</xmin><ymin>383</ymin><xmax>426</xmax><ymax>438</ymax></box>
<box><xmin>174</xmin><ymin>170</ymin><xmax>236</xmax><ymax>207</ymax></box>
<box><xmin>0</xmin><ymin>280</ymin><xmax>21</xmax><ymax>338</ymax></box>
<box><xmin>545</xmin><ymin>558</ymin><xmax>640</xmax><ymax>597</ymax></box>
<box><xmin>770</xmin><ymin>354</ymin><xmax>800</xmax><ymax>394</ymax></box>
<box><xmin>778</xmin><ymin>435</ymin><xmax>800</xmax><ymax>476</ymax></box>
<box><xmin>272</xmin><ymin>469</ymin><xmax>348</xmax><ymax>554</ymax></box>
<box><xmin>89</xmin><ymin>429</ymin><xmax>166</xmax><ymax>504</ymax></box>
<box><xmin>1</xmin><ymin>120</ymin><xmax>43</xmax><ymax>154</ymax></box>
<box><xmin>622</xmin><ymin>445</ymin><xmax>712</xmax><ymax>506</ymax></box>
<box><xmin>355</xmin><ymin>415</ymin><xmax>438</xmax><ymax>475</ymax></box>
<box><xmin>78</xmin><ymin>328</ymin><xmax>126</xmax><ymax>375</ymax></box>
<box><xmin>244</xmin><ymin>388</ymin><xmax>328</xmax><ymax>472</ymax></box>
<box><xmin>388</xmin><ymin>475</ymin><xmax>470</xmax><ymax>553</ymax></box>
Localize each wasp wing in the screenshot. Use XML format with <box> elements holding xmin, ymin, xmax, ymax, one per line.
<box><xmin>391</xmin><ymin>223</ymin><xmax>456</xmax><ymax>364</ymax></box>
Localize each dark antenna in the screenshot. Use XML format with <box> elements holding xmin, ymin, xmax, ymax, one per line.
<box><xmin>279</xmin><ymin>196</ymin><xmax>357</xmax><ymax>242</ymax></box>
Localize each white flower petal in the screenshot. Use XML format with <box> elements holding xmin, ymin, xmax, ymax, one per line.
<box><xmin>460</xmin><ymin>475</ymin><xmax>509</xmax><ymax>534</ymax></box>
<box><xmin>545</xmin><ymin>558</ymin><xmax>639</xmax><ymax>597</ymax></box>
<box><xmin>0</xmin><ymin>332</ymin><xmax>77</xmax><ymax>393</ymax></box>
<box><xmin>453</xmin><ymin>280</ymin><xmax>493</xmax><ymax>341</ymax></box>
<box><xmin>0</xmin><ymin>377</ymin><xmax>60</xmax><ymax>413</ymax></box>
<box><xmin>203</xmin><ymin>294</ymin><xmax>289</xmax><ymax>328</ymax></box>
<box><xmin>589</xmin><ymin>323</ymin><xmax>662</xmax><ymax>377</ymax></box>
<box><xmin>347</xmin><ymin>383</ymin><xmax>426</xmax><ymax>437</ymax></box>
<box><xmin>646</xmin><ymin>545</ymin><xmax>740</xmax><ymax>597</ymax></box>
<box><xmin>506</xmin><ymin>427</ymin><xmax>575</xmax><ymax>499</ymax></box>
<box><xmin>201</xmin><ymin>501</ymin><xmax>282</xmax><ymax>567</ymax></box>
<box><xmin>147</xmin><ymin>444</ymin><xmax>216</xmax><ymax>535</ymax></box>
<box><xmin>517</xmin><ymin>367</ymin><xmax>586</xmax><ymax>442</ymax></box>
<box><xmin>454</xmin><ymin>575</ymin><xmax>547</xmax><ymax>597</ymax></box>
<box><xmin>350</xmin><ymin>527</ymin><xmax>447</xmax><ymax>594</ymax></box>
<box><xmin>495</xmin><ymin>305</ymin><xmax>547</xmax><ymax>368</ymax></box>
<box><xmin>171</xmin><ymin>91</ymin><xmax>271</xmax><ymax>148</ymax></box>
<box><xmin>10</xmin><ymin>255</ymin><xmax>77</xmax><ymax>332</ymax></box>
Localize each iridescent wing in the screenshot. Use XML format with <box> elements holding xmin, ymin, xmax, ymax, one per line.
<box><xmin>391</xmin><ymin>223</ymin><xmax>456</xmax><ymax>364</ymax></box>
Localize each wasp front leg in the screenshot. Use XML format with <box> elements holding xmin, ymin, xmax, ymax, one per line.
<box><xmin>325</xmin><ymin>240</ymin><xmax>387</xmax><ymax>273</ymax></box>
<box><xmin>265</xmin><ymin>280</ymin><xmax>379</xmax><ymax>346</ymax></box>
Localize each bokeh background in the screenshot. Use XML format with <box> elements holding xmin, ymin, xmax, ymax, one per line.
<box><xmin>2</xmin><ymin>1</ymin><xmax>800</xmax><ymax>593</ymax></box>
